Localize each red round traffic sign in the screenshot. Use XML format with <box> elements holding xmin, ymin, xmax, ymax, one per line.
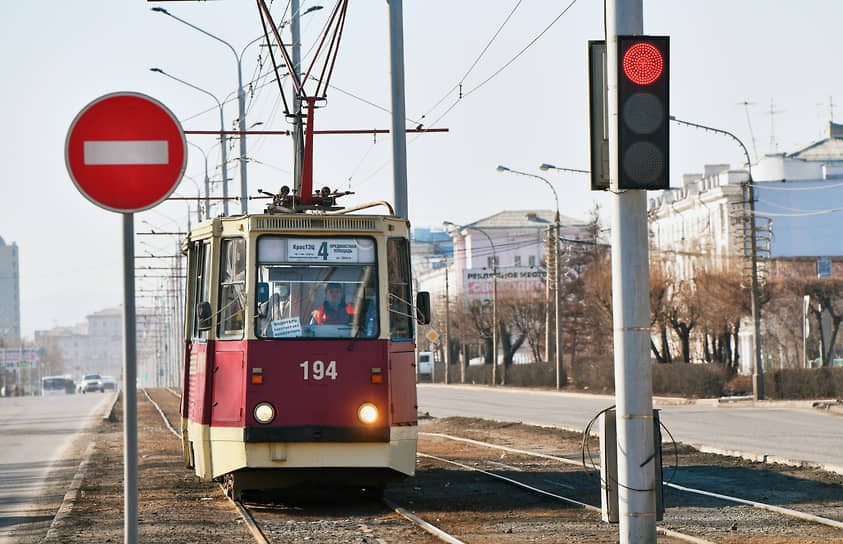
<box><xmin>65</xmin><ymin>92</ymin><xmax>186</xmax><ymax>213</ymax></box>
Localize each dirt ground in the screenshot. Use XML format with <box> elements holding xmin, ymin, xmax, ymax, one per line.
<box><xmin>12</xmin><ymin>389</ymin><xmax>843</xmax><ymax>544</ymax></box>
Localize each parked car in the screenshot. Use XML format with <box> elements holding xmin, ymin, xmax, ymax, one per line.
<box><xmin>78</xmin><ymin>373</ymin><xmax>104</xmax><ymax>393</ymax></box>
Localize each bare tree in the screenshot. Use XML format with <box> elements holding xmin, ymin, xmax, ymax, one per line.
<box><xmin>783</xmin><ymin>277</ymin><xmax>843</xmax><ymax>367</ymax></box>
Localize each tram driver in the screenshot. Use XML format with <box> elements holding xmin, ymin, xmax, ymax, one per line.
<box><xmin>310</xmin><ymin>282</ymin><xmax>355</xmax><ymax>325</ymax></box>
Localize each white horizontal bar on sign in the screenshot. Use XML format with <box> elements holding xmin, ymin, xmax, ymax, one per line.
<box><xmin>83</xmin><ymin>140</ymin><xmax>169</xmax><ymax>165</ymax></box>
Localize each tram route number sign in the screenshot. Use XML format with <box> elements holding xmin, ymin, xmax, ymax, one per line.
<box><xmin>65</xmin><ymin>92</ymin><xmax>186</xmax><ymax>213</ymax></box>
<box><xmin>287</xmin><ymin>239</ymin><xmax>359</xmax><ymax>262</ymax></box>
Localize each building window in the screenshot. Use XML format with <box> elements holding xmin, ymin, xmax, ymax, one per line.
<box><xmin>529</xmin><ymin>255</ymin><xmax>536</xmax><ymax>267</ymax></box>
<box><xmin>487</xmin><ymin>256</ymin><xmax>498</xmax><ymax>268</ymax></box>
<box><xmin>514</xmin><ymin>255</ymin><xmax>521</xmax><ymax>266</ymax></box>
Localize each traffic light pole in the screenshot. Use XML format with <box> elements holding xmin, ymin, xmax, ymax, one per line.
<box><xmin>607</xmin><ymin>1</ymin><xmax>658</xmax><ymax>543</ymax></box>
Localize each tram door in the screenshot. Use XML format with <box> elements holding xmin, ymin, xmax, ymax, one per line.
<box><xmin>387</xmin><ymin>238</ymin><xmax>416</xmax><ymax>424</ymax></box>
<box><xmin>212</xmin><ymin>238</ymin><xmax>246</xmax><ymax>425</ymax></box>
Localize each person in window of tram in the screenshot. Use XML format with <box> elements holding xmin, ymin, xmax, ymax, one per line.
<box><xmin>311</xmin><ymin>282</ymin><xmax>355</xmax><ymax>325</ymax></box>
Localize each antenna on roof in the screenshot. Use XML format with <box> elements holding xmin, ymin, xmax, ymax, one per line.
<box><xmin>738</xmin><ymin>101</ymin><xmax>759</xmax><ymax>160</ymax></box>
<box><xmin>768</xmin><ymin>99</ymin><xmax>784</xmax><ymax>153</ymax></box>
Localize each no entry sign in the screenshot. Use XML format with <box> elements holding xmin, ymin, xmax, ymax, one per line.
<box><xmin>65</xmin><ymin>92</ymin><xmax>186</xmax><ymax>213</ymax></box>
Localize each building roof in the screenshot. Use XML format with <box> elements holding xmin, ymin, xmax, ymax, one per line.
<box><xmin>787</xmin><ymin>121</ymin><xmax>843</xmax><ymax>161</ymax></box>
<box><xmin>86</xmin><ymin>307</ymin><xmax>122</xmax><ymax>319</ymax></box>
<box><xmin>468</xmin><ymin>210</ymin><xmax>586</xmax><ymax>230</ymax></box>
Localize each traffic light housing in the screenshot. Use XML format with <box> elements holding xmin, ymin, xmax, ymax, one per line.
<box><xmin>617</xmin><ymin>36</ymin><xmax>669</xmax><ymax>190</ymax></box>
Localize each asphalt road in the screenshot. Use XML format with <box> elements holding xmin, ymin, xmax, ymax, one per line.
<box><xmin>417</xmin><ymin>384</ymin><xmax>843</xmax><ymax>470</ymax></box>
<box><xmin>0</xmin><ymin>392</ymin><xmax>112</xmax><ymax>544</ymax></box>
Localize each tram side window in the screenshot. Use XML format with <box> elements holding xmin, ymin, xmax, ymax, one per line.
<box><xmin>218</xmin><ymin>238</ymin><xmax>246</xmax><ymax>338</ymax></box>
<box><xmin>192</xmin><ymin>241</ymin><xmax>212</xmax><ymax>340</ymax></box>
<box><xmin>387</xmin><ymin>238</ymin><xmax>412</xmax><ymax>340</ymax></box>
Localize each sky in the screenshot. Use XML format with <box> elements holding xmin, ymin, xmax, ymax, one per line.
<box><xmin>2</xmin><ymin>0</ymin><xmax>843</xmax><ymax>339</ymax></box>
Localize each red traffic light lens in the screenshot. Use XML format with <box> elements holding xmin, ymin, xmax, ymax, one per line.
<box><xmin>622</xmin><ymin>42</ymin><xmax>663</xmax><ymax>85</ymax></box>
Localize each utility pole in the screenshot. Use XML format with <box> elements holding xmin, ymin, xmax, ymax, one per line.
<box><xmin>545</xmin><ymin>225</ymin><xmax>553</xmax><ymax>365</ymax></box>
<box><xmin>444</xmin><ymin>266</ymin><xmax>451</xmax><ymax>385</ymax></box>
<box><xmin>554</xmin><ymin>215</ymin><xmax>562</xmax><ymax>390</ymax></box>
<box><xmin>746</xmin><ymin>180</ymin><xmax>765</xmax><ymax>399</ymax></box>
<box><xmin>607</xmin><ymin>1</ymin><xmax>658</xmax><ymax>542</ymax></box>
<box><xmin>291</xmin><ymin>0</ymin><xmax>305</xmax><ymax>197</ymax></box>
<box><xmin>387</xmin><ymin>0</ymin><xmax>409</xmax><ymax>219</ymax></box>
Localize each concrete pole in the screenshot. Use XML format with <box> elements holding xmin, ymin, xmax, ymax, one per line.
<box><xmin>607</xmin><ymin>1</ymin><xmax>658</xmax><ymax>542</ymax></box>
<box><xmin>445</xmin><ymin>266</ymin><xmax>451</xmax><ymax>385</ymax></box>
<box><xmin>545</xmin><ymin>226</ymin><xmax>552</xmax><ymax>364</ymax></box>
<box><xmin>387</xmin><ymin>0</ymin><xmax>409</xmax><ymax>219</ymax></box>
<box><xmin>554</xmin><ymin>217</ymin><xmax>562</xmax><ymax>390</ymax></box>
<box><xmin>747</xmin><ymin>180</ymin><xmax>765</xmax><ymax>399</ymax></box>
<box><xmin>291</xmin><ymin>0</ymin><xmax>305</xmax><ymax>198</ymax></box>
<box><xmin>236</xmin><ymin>60</ymin><xmax>248</xmax><ymax>215</ymax></box>
<box><xmin>219</xmin><ymin>107</ymin><xmax>230</xmax><ymax>216</ymax></box>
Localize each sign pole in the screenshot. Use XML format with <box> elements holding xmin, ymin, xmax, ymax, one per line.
<box><xmin>64</xmin><ymin>91</ymin><xmax>186</xmax><ymax>544</ymax></box>
<box><xmin>122</xmin><ymin>212</ymin><xmax>139</xmax><ymax>544</ymax></box>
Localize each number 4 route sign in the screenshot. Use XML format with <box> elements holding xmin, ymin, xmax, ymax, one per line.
<box><xmin>65</xmin><ymin>92</ymin><xmax>186</xmax><ymax>213</ymax></box>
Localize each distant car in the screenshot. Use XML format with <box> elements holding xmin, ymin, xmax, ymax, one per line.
<box><xmin>417</xmin><ymin>352</ymin><xmax>433</xmax><ymax>376</ymax></box>
<box><xmin>101</xmin><ymin>376</ymin><xmax>117</xmax><ymax>392</ymax></box>
<box><xmin>79</xmin><ymin>373</ymin><xmax>104</xmax><ymax>393</ymax></box>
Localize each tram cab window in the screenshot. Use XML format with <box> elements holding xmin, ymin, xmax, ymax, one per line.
<box><xmin>255</xmin><ymin>236</ymin><xmax>378</xmax><ymax>339</ymax></box>
<box><xmin>218</xmin><ymin>238</ymin><xmax>246</xmax><ymax>338</ymax></box>
<box><xmin>387</xmin><ymin>238</ymin><xmax>412</xmax><ymax>340</ymax></box>
<box><xmin>191</xmin><ymin>241</ymin><xmax>212</xmax><ymax>340</ymax></box>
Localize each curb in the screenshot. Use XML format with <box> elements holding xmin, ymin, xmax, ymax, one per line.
<box><xmin>688</xmin><ymin>443</ymin><xmax>843</xmax><ymax>477</ymax></box>
<box><xmin>43</xmin><ymin>442</ymin><xmax>96</xmax><ymax>543</ymax></box>
<box><xmin>102</xmin><ymin>390</ymin><xmax>121</xmax><ymax>422</ymax></box>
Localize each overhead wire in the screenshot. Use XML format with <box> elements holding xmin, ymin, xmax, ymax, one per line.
<box><xmin>417</xmin><ymin>0</ymin><xmax>525</xmax><ymax>125</ymax></box>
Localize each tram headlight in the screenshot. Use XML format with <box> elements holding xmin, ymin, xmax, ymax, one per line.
<box><xmin>253</xmin><ymin>402</ymin><xmax>276</xmax><ymax>424</ymax></box>
<box><xmin>357</xmin><ymin>402</ymin><xmax>379</xmax><ymax>425</ymax></box>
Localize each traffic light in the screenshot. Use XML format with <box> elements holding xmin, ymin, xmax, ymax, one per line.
<box><xmin>617</xmin><ymin>36</ymin><xmax>669</xmax><ymax>190</ymax></box>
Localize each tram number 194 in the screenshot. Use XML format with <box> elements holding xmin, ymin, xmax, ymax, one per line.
<box><xmin>299</xmin><ymin>360</ymin><xmax>337</xmax><ymax>381</ymax></box>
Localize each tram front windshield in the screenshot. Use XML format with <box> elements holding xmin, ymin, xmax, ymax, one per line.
<box><xmin>256</xmin><ymin>236</ymin><xmax>378</xmax><ymax>339</ymax></box>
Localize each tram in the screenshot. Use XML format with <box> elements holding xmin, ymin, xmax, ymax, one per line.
<box><xmin>179</xmin><ymin>197</ymin><xmax>430</xmax><ymax>498</ymax></box>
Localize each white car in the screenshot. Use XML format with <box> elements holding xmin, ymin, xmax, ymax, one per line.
<box><xmin>78</xmin><ymin>373</ymin><xmax>104</xmax><ymax>393</ymax></box>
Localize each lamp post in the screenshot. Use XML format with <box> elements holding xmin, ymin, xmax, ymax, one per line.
<box><xmin>669</xmin><ymin>116</ymin><xmax>764</xmax><ymax>400</ymax></box>
<box><xmin>443</xmin><ymin>220</ymin><xmax>498</xmax><ymax>385</ymax></box>
<box><xmin>497</xmin><ymin>165</ymin><xmax>563</xmax><ymax>390</ymax></box>
<box><xmin>184</xmin><ymin>143</ymin><xmax>208</xmax><ymax>221</ymax></box>
<box><xmin>151</xmin><ymin>7</ymin><xmax>257</xmax><ymax>215</ymax></box>
<box><xmin>150</xmin><ymin>67</ymin><xmax>230</xmax><ymax>216</ymax></box>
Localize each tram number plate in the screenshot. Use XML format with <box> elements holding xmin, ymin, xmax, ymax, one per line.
<box><xmin>299</xmin><ymin>360</ymin><xmax>337</xmax><ymax>381</ymax></box>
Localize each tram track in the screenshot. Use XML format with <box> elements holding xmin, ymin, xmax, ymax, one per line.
<box><xmin>419</xmin><ymin>430</ymin><xmax>843</xmax><ymax>532</ymax></box>
<box><xmin>144</xmin><ymin>387</ymin><xmax>466</xmax><ymax>544</ymax></box>
<box><xmin>140</xmin><ymin>388</ymin><xmax>841</xmax><ymax>542</ymax></box>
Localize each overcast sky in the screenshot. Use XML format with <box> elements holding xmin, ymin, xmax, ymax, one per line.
<box><xmin>3</xmin><ymin>1</ymin><xmax>842</xmax><ymax>338</ymax></box>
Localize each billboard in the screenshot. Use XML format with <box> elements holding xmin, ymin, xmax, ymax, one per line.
<box><xmin>1</xmin><ymin>348</ymin><xmax>38</xmax><ymax>370</ymax></box>
<box><xmin>463</xmin><ymin>267</ymin><xmax>547</xmax><ymax>303</ymax></box>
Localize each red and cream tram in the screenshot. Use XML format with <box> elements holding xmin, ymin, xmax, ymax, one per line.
<box><xmin>179</xmin><ymin>204</ymin><xmax>430</xmax><ymax>499</ymax></box>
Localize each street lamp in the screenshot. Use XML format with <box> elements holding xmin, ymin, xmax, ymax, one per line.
<box><xmin>538</xmin><ymin>163</ymin><xmax>590</xmax><ymax>175</ymax></box>
<box><xmin>669</xmin><ymin>116</ymin><xmax>764</xmax><ymax>400</ymax></box>
<box><xmin>443</xmin><ymin>220</ymin><xmax>498</xmax><ymax>386</ymax></box>
<box><xmin>151</xmin><ymin>7</ymin><xmax>258</xmax><ymax>215</ymax></box>
<box><xmin>150</xmin><ymin>67</ymin><xmax>231</xmax><ymax>216</ymax></box>
<box><xmin>497</xmin><ymin>165</ymin><xmax>564</xmax><ymax>390</ymax></box>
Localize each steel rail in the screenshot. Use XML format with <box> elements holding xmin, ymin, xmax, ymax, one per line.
<box><xmin>422</xmin><ymin>431</ymin><xmax>843</xmax><ymax>532</ymax></box>
<box><xmin>418</xmin><ymin>452</ymin><xmax>714</xmax><ymax>544</ymax></box>
<box><xmin>382</xmin><ymin>497</ymin><xmax>467</xmax><ymax>544</ymax></box>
